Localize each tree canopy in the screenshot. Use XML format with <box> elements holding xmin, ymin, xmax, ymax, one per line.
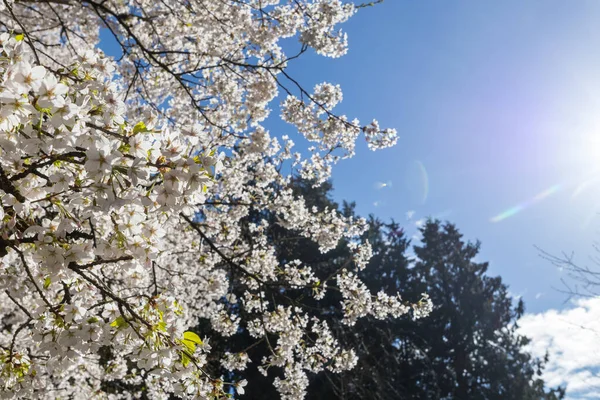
<box><xmin>0</xmin><ymin>1</ymin><xmax>432</xmax><ymax>399</ymax></box>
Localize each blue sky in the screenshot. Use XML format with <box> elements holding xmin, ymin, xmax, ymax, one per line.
<box><xmin>278</xmin><ymin>0</ymin><xmax>600</xmax><ymax>315</ymax></box>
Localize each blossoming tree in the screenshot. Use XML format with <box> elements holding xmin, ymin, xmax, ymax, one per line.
<box><xmin>0</xmin><ymin>0</ymin><xmax>432</xmax><ymax>398</ymax></box>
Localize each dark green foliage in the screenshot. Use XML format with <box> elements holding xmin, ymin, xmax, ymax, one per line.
<box><xmin>195</xmin><ymin>179</ymin><xmax>564</xmax><ymax>399</ymax></box>
<box><xmin>375</xmin><ymin>220</ymin><xmax>565</xmax><ymax>400</ymax></box>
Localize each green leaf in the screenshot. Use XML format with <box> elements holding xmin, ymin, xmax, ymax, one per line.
<box><xmin>15</xmin><ymin>34</ymin><xmax>24</xmax><ymax>42</ymax></box>
<box><xmin>132</xmin><ymin>121</ymin><xmax>149</xmax><ymax>135</ymax></box>
<box><xmin>118</xmin><ymin>143</ymin><xmax>131</xmax><ymax>154</ymax></box>
<box><xmin>180</xmin><ymin>351</ymin><xmax>192</xmax><ymax>367</ymax></box>
<box><xmin>181</xmin><ymin>331</ymin><xmax>202</xmax><ymax>353</ymax></box>
<box><xmin>181</xmin><ymin>340</ymin><xmax>196</xmax><ymax>353</ymax></box>
<box><xmin>183</xmin><ymin>331</ymin><xmax>202</xmax><ymax>345</ymax></box>
<box><xmin>110</xmin><ymin>316</ymin><xmax>129</xmax><ymax>329</ymax></box>
<box><xmin>43</xmin><ymin>277</ymin><xmax>51</xmax><ymax>289</ymax></box>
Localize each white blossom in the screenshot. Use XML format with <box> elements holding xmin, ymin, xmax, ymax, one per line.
<box><xmin>0</xmin><ymin>1</ymin><xmax>431</xmax><ymax>397</ymax></box>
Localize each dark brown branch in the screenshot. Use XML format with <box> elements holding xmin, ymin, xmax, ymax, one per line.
<box><xmin>68</xmin><ymin>255</ymin><xmax>134</xmax><ymax>270</ymax></box>
<box><xmin>8</xmin><ymin>318</ymin><xmax>33</xmax><ymax>363</ymax></box>
<box><xmin>3</xmin><ymin>0</ymin><xmax>40</xmax><ymax>63</ymax></box>
<box><xmin>67</xmin><ymin>264</ymin><xmax>151</xmax><ymax>328</ymax></box>
<box><xmin>15</xmin><ymin>0</ymin><xmax>71</xmax><ymax>4</ymax></box>
<box><xmin>4</xmin><ymin>290</ymin><xmax>34</xmax><ymax>319</ymax></box>
<box><xmin>10</xmin><ymin>151</ymin><xmax>85</xmax><ymax>182</ymax></box>
<box><xmin>180</xmin><ymin>212</ymin><xmax>264</xmax><ymax>284</ymax></box>
<box><xmin>85</xmin><ymin>122</ymin><xmax>129</xmax><ymax>143</ymax></box>
<box><xmin>11</xmin><ymin>246</ymin><xmax>58</xmax><ymax>316</ymax></box>
<box><xmin>0</xmin><ymin>165</ymin><xmax>26</xmax><ymax>202</ymax></box>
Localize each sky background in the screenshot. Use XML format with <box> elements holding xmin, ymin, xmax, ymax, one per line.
<box><xmin>99</xmin><ymin>1</ymin><xmax>600</xmax><ymax>397</ymax></box>
<box><xmin>278</xmin><ymin>0</ymin><xmax>600</xmax><ymax>316</ymax></box>
<box><xmin>276</xmin><ymin>2</ymin><xmax>600</xmax><ymax>397</ymax></box>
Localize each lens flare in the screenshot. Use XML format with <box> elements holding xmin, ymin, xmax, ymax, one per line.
<box><xmin>490</xmin><ymin>184</ymin><xmax>562</xmax><ymax>223</ymax></box>
<box><xmin>416</xmin><ymin>161</ymin><xmax>429</xmax><ymax>204</ymax></box>
<box><xmin>374</xmin><ymin>180</ymin><xmax>392</xmax><ymax>189</ymax></box>
<box><xmin>572</xmin><ymin>176</ymin><xmax>600</xmax><ymax>198</ymax></box>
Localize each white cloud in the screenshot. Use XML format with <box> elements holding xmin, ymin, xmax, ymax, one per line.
<box><xmin>519</xmin><ymin>297</ymin><xmax>600</xmax><ymax>398</ymax></box>
<box><xmin>406</xmin><ymin>210</ymin><xmax>415</xmax><ymax>220</ymax></box>
<box><xmin>508</xmin><ymin>289</ymin><xmax>526</xmax><ymax>301</ymax></box>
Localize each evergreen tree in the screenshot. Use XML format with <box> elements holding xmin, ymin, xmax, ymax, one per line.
<box><xmin>395</xmin><ymin>220</ymin><xmax>564</xmax><ymax>400</ymax></box>
<box><xmin>199</xmin><ymin>180</ymin><xmax>565</xmax><ymax>400</ymax></box>
<box><xmin>308</xmin><ymin>219</ymin><xmax>565</xmax><ymax>399</ymax></box>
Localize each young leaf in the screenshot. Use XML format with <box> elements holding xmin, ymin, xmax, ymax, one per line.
<box><xmin>181</xmin><ymin>331</ymin><xmax>202</xmax><ymax>353</ymax></box>
<box><xmin>183</xmin><ymin>331</ymin><xmax>202</xmax><ymax>344</ymax></box>
<box><xmin>180</xmin><ymin>351</ymin><xmax>192</xmax><ymax>367</ymax></box>
<box><xmin>132</xmin><ymin>121</ymin><xmax>149</xmax><ymax>135</ymax></box>
<box><xmin>110</xmin><ymin>316</ymin><xmax>129</xmax><ymax>329</ymax></box>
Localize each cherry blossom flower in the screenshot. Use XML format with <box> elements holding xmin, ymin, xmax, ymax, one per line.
<box><xmin>0</xmin><ymin>1</ymin><xmax>431</xmax><ymax>396</ymax></box>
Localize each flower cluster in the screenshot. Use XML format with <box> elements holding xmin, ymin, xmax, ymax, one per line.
<box><xmin>0</xmin><ymin>0</ymin><xmax>431</xmax><ymax>398</ymax></box>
